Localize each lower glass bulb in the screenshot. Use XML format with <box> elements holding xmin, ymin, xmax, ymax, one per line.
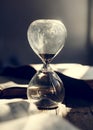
<box><xmin>27</xmin><ymin>66</ymin><xmax>65</xmax><ymax>109</ymax></box>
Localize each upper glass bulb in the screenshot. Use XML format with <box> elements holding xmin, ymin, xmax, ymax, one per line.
<box><xmin>27</xmin><ymin>19</ymin><xmax>67</xmax><ymax>63</ymax></box>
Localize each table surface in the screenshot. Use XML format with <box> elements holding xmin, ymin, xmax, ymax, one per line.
<box><xmin>0</xmin><ymin>98</ymin><xmax>93</xmax><ymax>130</ymax></box>
<box><xmin>0</xmin><ymin>64</ymin><xmax>93</xmax><ymax>130</ymax></box>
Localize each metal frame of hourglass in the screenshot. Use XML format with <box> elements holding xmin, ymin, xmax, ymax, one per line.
<box><xmin>27</xmin><ymin>19</ymin><xmax>67</xmax><ymax>109</ymax></box>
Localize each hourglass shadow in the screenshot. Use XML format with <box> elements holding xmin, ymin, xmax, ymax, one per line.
<box><xmin>0</xmin><ymin>100</ymin><xmax>29</xmax><ymax>122</ymax></box>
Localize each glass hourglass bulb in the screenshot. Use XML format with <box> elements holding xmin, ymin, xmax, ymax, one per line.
<box><xmin>27</xmin><ymin>19</ymin><xmax>67</xmax><ymax>109</ymax></box>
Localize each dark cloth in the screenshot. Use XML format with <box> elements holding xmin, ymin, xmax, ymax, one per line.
<box><xmin>0</xmin><ymin>65</ymin><xmax>93</xmax><ymax>107</ymax></box>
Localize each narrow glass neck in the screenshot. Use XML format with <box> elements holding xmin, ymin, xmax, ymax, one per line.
<box><xmin>39</xmin><ymin>53</ymin><xmax>55</xmax><ymax>65</ymax></box>
<box><xmin>43</xmin><ymin>62</ymin><xmax>49</xmax><ymax>69</ymax></box>
<box><xmin>41</xmin><ymin>63</ymin><xmax>52</xmax><ymax>73</ymax></box>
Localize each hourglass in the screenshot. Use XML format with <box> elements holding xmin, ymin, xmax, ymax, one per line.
<box><xmin>27</xmin><ymin>19</ymin><xmax>67</xmax><ymax>109</ymax></box>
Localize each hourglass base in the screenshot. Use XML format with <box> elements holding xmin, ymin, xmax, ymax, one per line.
<box><xmin>33</xmin><ymin>98</ymin><xmax>58</xmax><ymax>110</ymax></box>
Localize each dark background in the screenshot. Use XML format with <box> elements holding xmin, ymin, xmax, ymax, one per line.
<box><xmin>0</xmin><ymin>0</ymin><xmax>93</xmax><ymax>67</ymax></box>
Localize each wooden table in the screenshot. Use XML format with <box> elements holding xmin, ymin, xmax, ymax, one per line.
<box><xmin>0</xmin><ymin>64</ymin><xmax>93</xmax><ymax>130</ymax></box>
